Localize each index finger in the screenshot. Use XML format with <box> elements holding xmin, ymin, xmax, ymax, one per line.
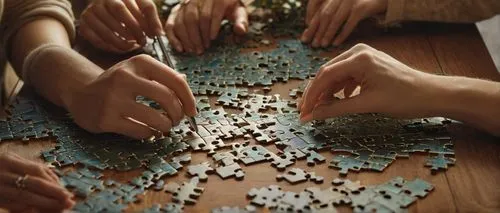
<box><xmin>301</xmin><ymin>57</ymin><xmax>360</xmax><ymax>117</ymax></box>
<box><xmin>136</xmin><ymin>0</ymin><xmax>164</xmax><ymax>36</ymax></box>
<box><xmin>306</xmin><ymin>0</ymin><xmax>322</xmax><ymax>25</ymax></box>
<box><xmin>129</xmin><ymin>55</ymin><xmax>197</xmax><ymax>116</ymax></box>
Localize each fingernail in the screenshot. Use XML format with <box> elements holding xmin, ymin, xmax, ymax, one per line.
<box><xmin>321</xmin><ymin>40</ymin><xmax>329</xmax><ymax>47</ymax></box>
<box><xmin>157</xmin><ymin>28</ymin><xmax>164</xmax><ymax>36</ymax></box>
<box><xmin>175</xmin><ymin>44</ymin><xmax>183</xmax><ymax>52</ymax></box>
<box><xmin>312</xmin><ymin>40</ymin><xmax>319</xmax><ymax>48</ymax></box>
<box><xmin>333</xmin><ymin>39</ymin><xmax>340</xmax><ymax>46</ymax></box>
<box><xmin>300</xmin><ymin>113</ymin><xmax>313</xmax><ymax>123</ymax></box>
<box><xmin>300</xmin><ymin>33</ymin><xmax>308</xmax><ymax>43</ymax></box>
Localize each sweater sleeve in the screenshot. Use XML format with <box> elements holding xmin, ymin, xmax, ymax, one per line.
<box><xmin>384</xmin><ymin>0</ymin><xmax>500</xmax><ymax>24</ymax></box>
<box><xmin>1</xmin><ymin>0</ymin><xmax>75</xmax><ymax>54</ymax></box>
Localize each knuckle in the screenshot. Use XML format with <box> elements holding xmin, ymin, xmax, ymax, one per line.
<box><xmin>109</xmin><ymin>67</ymin><xmax>133</xmax><ymax>83</ymax></box>
<box><xmin>352</xmin><ymin>43</ymin><xmax>370</xmax><ymax>51</ymax></box>
<box><xmin>317</xmin><ymin>66</ymin><xmax>329</xmax><ymax>77</ymax></box>
<box><xmin>130</xmin><ymin>54</ymin><xmax>152</xmax><ymax>63</ymax></box>
<box><xmin>357</xmin><ymin>50</ymin><xmax>375</xmax><ymax>63</ymax></box>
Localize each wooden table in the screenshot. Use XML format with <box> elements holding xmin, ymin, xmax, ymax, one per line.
<box><xmin>1</xmin><ymin>22</ymin><xmax>499</xmax><ymax>213</ymax></box>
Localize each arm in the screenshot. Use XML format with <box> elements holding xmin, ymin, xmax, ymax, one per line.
<box><xmin>429</xmin><ymin>75</ymin><xmax>500</xmax><ymax>135</ymax></box>
<box><xmin>299</xmin><ymin>44</ymin><xmax>500</xmax><ymax>136</ymax></box>
<box><xmin>6</xmin><ymin>1</ymin><xmax>197</xmax><ymax>139</ymax></box>
<box><xmin>385</xmin><ymin>0</ymin><xmax>500</xmax><ymax>24</ymax></box>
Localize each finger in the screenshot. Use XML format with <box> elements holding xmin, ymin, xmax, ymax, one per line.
<box><xmin>165</xmin><ymin>6</ymin><xmax>183</xmax><ymax>52</ymax></box>
<box><xmin>0</xmin><ymin>184</ymin><xmax>71</xmax><ymax>210</ymax></box>
<box><xmin>184</xmin><ymin>3</ymin><xmax>204</xmax><ymax>54</ymax></box>
<box><xmin>174</xmin><ymin>10</ymin><xmax>195</xmax><ymax>53</ymax></box>
<box><xmin>83</xmin><ymin>10</ymin><xmax>136</xmax><ymax>51</ymax></box>
<box><xmin>231</xmin><ymin>5</ymin><xmax>248</xmax><ymax>35</ymax></box>
<box><xmin>80</xmin><ymin>20</ymin><xmax>121</xmax><ymax>53</ymax></box>
<box><xmin>123</xmin><ymin>0</ymin><xmax>149</xmax><ymax>39</ymax></box>
<box><xmin>136</xmin><ymin>0</ymin><xmax>164</xmax><ymax>36</ymax></box>
<box><xmin>21</xmin><ymin>175</ymin><xmax>72</xmax><ymax>201</ymax></box>
<box><xmin>306</xmin><ymin>0</ymin><xmax>322</xmax><ymax>25</ymax></box>
<box><xmin>210</xmin><ymin>1</ymin><xmax>228</xmax><ymax>40</ymax></box>
<box><xmin>200</xmin><ymin>0</ymin><xmax>214</xmax><ymax>48</ymax></box>
<box><xmin>312</xmin><ymin>1</ymin><xmax>341</xmax><ymax>47</ymax></box>
<box><xmin>5</xmin><ymin>157</ymin><xmax>55</xmax><ymax>183</ymax></box>
<box><xmin>301</xmin><ymin>44</ymin><xmax>367</xmax><ymax>111</ymax></box>
<box><xmin>333</xmin><ymin>7</ymin><xmax>364</xmax><ymax>46</ymax></box>
<box><xmin>45</xmin><ymin>167</ymin><xmax>60</xmax><ymax>183</ymax></box>
<box><xmin>106</xmin><ymin>0</ymin><xmax>147</xmax><ymax>45</ymax></box>
<box><xmin>300</xmin><ymin>58</ymin><xmax>361</xmax><ymax>118</ymax></box>
<box><xmin>93</xmin><ymin>4</ymin><xmax>134</xmax><ymax>41</ymax></box>
<box><xmin>321</xmin><ymin>0</ymin><xmax>351</xmax><ymax>47</ymax></box>
<box><xmin>128</xmin><ymin>55</ymin><xmax>197</xmax><ymax>116</ymax></box>
<box><xmin>112</xmin><ymin>117</ymin><xmax>155</xmax><ymax>139</ymax></box>
<box><xmin>311</xmin><ymin>95</ymin><xmax>367</xmax><ymax>121</ymax></box>
<box><xmin>123</xmin><ymin>101</ymin><xmax>173</xmax><ymax>133</ymax></box>
<box><xmin>300</xmin><ymin>13</ymin><xmax>320</xmax><ymax>43</ymax></box>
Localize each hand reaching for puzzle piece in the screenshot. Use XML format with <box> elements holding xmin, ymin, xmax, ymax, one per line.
<box><xmin>298</xmin><ymin>43</ymin><xmax>449</xmax><ymax>122</ymax></box>
<box><xmin>0</xmin><ymin>153</ymin><xmax>74</xmax><ymax>212</ymax></box>
<box><xmin>165</xmin><ymin>0</ymin><xmax>248</xmax><ymax>54</ymax></box>
<box><xmin>64</xmin><ymin>54</ymin><xmax>197</xmax><ymax>139</ymax></box>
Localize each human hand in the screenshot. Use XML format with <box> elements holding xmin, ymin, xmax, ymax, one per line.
<box><xmin>299</xmin><ymin>44</ymin><xmax>443</xmax><ymax>122</ymax></box>
<box><xmin>165</xmin><ymin>0</ymin><xmax>248</xmax><ymax>54</ymax></box>
<box><xmin>0</xmin><ymin>153</ymin><xmax>74</xmax><ymax>212</ymax></box>
<box><xmin>301</xmin><ymin>0</ymin><xmax>388</xmax><ymax>47</ymax></box>
<box><xmin>80</xmin><ymin>0</ymin><xmax>163</xmax><ymax>53</ymax></box>
<box><xmin>64</xmin><ymin>54</ymin><xmax>197</xmax><ymax>139</ymax></box>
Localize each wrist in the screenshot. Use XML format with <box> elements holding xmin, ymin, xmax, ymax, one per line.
<box><xmin>424</xmin><ymin>74</ymin><xmax>498</xmax><ymax>119</ymax></box>
<box><xmin>25</xmin><ymin>46</ymin><xmax>102</xmax><ymax>110</ymax></box>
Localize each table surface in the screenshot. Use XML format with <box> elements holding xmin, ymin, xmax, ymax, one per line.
<box><xmin>1</xmin><ymin>22</ymin><xmax>500</xmax><ymax>213</ymax></box>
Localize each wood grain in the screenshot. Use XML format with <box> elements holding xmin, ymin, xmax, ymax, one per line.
<box><xmin>1</xmin><ymin>23</ymin><xmax>499</xmax><ymax>213</ymax></box>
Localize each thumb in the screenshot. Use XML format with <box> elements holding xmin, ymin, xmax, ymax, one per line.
<box><xmin>230</xmin><ymin>5</ymin><xmax>248</xmax><ymax>35</ymax></box>
<box><xmin>310</xmin><ymin>95</ymin><xmax>369</xmax><ymax>121</ymax></box>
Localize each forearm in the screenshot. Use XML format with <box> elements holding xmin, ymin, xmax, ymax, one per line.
<box><xmin>428</xmin><ymin>74</ymin><xmax>500</xmax><ymax>136</ymax></box>
<box><xmin>11</xmin><ymin>18</ymin><xmax>102</xmax><ymax>108</ymax></box>
<box><xmin>385</xmin><ymin>0</ymin><xmax>500</xmax><ymax>24</ymax></box>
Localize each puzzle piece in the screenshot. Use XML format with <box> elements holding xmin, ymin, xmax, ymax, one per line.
<box><xmin>276</xmin><ymin>167</ymin><xmax>322</xmax><ymax>184</ymax></box>
<box><xmin>216</xmin><ymin>162</ymin><xmax>245</xmax><ymax>180</ymax></box>
<box><xmin>165</xmin><ymin>177</ymin><xmax>204</xmax><ymax>205</ymax></box>
<box><xmin>425</xmin><ymin>154</ymin><xmax>456</xmax><ymax>173</ymax></box>
<box><xmin>187</xmin><ymin>161</ymin><xmax>215</xmax><ymax>181</ymax></box>
<box><xmin>247</xmin><ymin>185</ymin><xmax>285</xmax><ymax>208</ymax></box>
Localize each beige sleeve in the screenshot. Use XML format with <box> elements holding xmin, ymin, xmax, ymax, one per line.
<box><xmin>1</xmin><ymin>0</ymin><xmax>75</xmax><ymax>51</ymax></box>
<box><xmin>384</xmin><ymin>0</ymin><xmax>500</xmax><ymax>24</ymax></box>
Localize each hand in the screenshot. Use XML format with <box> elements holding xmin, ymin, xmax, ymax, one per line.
<box><xmin>299</xmin><ymin>44</ymin><xmax>443</xmax><ymax>122</ymax></box>
<box><xmin>80</xmin><ymin>0</ymin><xmax>163</xmax><ymax>53</ymax></box>
<box><xmin>0</xmin><ymin>153</ymin><xmax>74</xmax><ymax>212</ymax></box>
<box><xmin>165</xmin><ymin>0</ymin><xmax>248</xmax><ymax>54</ymax></box>
<box><xmin>65</xmin><ymin>54</ymin><xmax>197</xmax><ymax>139</ymax></box>
<box><xmin>301</xmin><ymin>0</ymin><xmax>388</xmax><ymax>47</ymax></box>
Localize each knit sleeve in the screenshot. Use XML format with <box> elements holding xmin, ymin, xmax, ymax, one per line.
<box><xmin>1</xmin><ymin>0</ymin><xmax>75</xmax><ymax>50</ymax></box>
<box><xmin>383</xmin><ymin>0</ymin><xmax>500</xmax><ymax>24</ymax></box>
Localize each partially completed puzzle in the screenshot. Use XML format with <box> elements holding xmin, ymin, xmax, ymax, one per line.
<box><xmin>0</xmin><ymin>0</ymin><xmax>456</xmax><ymax>212</ymax></box>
